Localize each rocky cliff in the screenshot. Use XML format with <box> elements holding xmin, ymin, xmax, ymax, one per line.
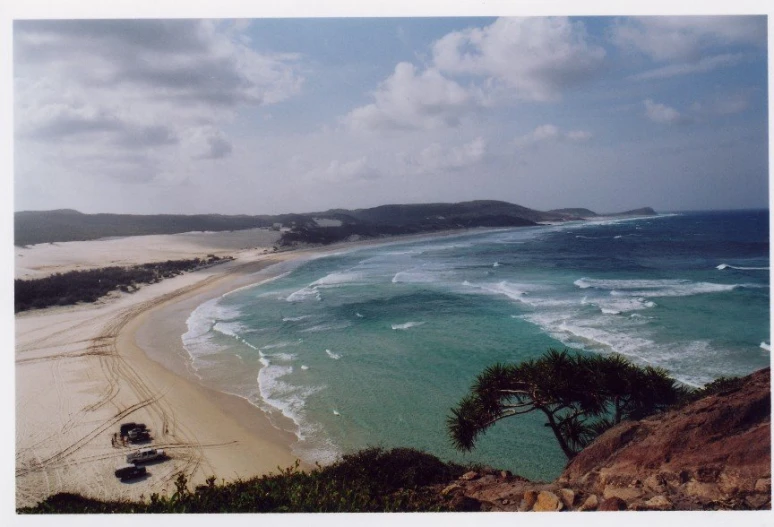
<box><xmin>439</xmin><ymin>368</ymin><xmax>770</xmax><ymax>511</ymax></box>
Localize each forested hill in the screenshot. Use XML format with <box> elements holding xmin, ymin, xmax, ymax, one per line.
<box><xmin>14</xmin><ymin>202</ymin><xmax>657</xmax><ymax>247</ymax></box>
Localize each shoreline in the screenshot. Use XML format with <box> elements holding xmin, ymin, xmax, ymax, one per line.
<box><xmin>16</xmin><ymin>227</ymin><xmax>503</xmax><ymax>507</ymax></box>
<box><xmin>129</xmin><ymin>228</ymin><xmax>503</xmax><ymax>469</ymax></box>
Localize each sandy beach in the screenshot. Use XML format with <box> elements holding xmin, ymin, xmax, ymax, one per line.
<box><xmin>15</xmin><ymin>227</ymin><xmax>480</xmax><ymax>508</ymax></box>
<box><xmin>15</xmin><ymin>229</ymin><xmax>307</xmax><ymax>508</ymax></box>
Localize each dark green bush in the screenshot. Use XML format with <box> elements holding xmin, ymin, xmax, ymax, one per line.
<box><xmin>18</xmin><ymin>448</ymin><xmax>469</xmax><ymax>514</ymax></box>
<box><xmin>15</xmin><ymin>256</ymin><xmax>232</xmax><ymax>313</ymax></box>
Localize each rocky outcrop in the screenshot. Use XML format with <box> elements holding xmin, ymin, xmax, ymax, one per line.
<box><xmin>438</xmin><ymin>368</ymin><xmax>770</xmax><ymax>511</ymax></box>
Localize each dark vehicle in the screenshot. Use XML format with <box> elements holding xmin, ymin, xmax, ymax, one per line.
<box><xmin>127</xmin><ymin>428</ymin><xmax>151</xmax><ymax>442</ymax></box>
<box><xmin>120</xmin><ymin>422</ymin><xmax>147</xmax><ymax>437</ymax></box>
<box><xmin>114</xmin><ymin>464</ymin><xmax>147</xmax><ymax>481</ymax></box>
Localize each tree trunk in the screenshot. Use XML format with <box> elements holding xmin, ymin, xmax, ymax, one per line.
<box><xmin>544</xmin><ymin>410</ymin><xmax>576</xmax><ymax>459</ymax></box>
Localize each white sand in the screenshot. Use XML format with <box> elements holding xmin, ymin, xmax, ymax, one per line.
<box><xmin>15</xmin><ymin>232</ymin><xmax>299</xmax><ymax>508</ymax></box>
<box><xmin>15</xmin><ymin>228</ymin><xmax>281</xmax><ymax>279</ymax></box>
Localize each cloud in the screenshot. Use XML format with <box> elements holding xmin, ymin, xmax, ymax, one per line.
<box><xmin>303</xmin><ymin>156</ymin><xmax>381</xmax><ymax>185</ymax></box>
<box><xmin>690</xmin><ymin>90</ymin><xmax>753</xmax><ymax>117</ymax></box>
<box><xmin>344</xmin><ymin>17</ymin><xmax>605</xmax><ymax>133</ymax></box>
<box><xmin>404</xmin><ymin>137</ymin><xmax>487</xmax><ymax>173</ymax></box>
<box><xmin>614</xmin><ymin>16</ymin><xmax>765</xmax><ymax>83</ymax></box>
<box><xmin>643</xmin><ymin>99</ymin><xmax>686</xmax><ymax>125</ymax></box>
<box><xmin>515</xmin><ymin>124</ymin><xmax>593</xmax><ymax>147</ymax></box>
<box><xmin>629</xmin><ymin>53</ymin><xmax>745</xmax><ymax>81</ymax></box>
<box><xmin>432</xmin><ymin>17</ymin><xmax>606</xmax><ymax>101</ymax></box>
<box><xmin>199</xmin><ymin>132</ymin><xmax>233</xmax><ymax>160</ymax></box>
<box><xmin>644</xmin><ymin>90</ymin><xmax>753</xmax><ymax>126</ymax></box>
<box><xmin>343</xmin><ymin>62</ymin><xmax>473</xmax><ymax>131</ymax></box>
<box><xmin>14</xmin><ymin>19</ymin><xmax>305</xmax><ymax>181</ymax></box>
<box><xmin>613</xmin><ymin>16</ymin><xmax>765</xmax><ymax>63</ymax></box>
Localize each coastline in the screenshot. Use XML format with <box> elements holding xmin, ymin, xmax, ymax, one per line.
<box><xmin>16</xmin><ymin>227</ymin><xmax>498</xmax><ymax>507</ymax></box>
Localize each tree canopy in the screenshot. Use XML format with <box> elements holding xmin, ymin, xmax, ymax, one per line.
<box><xmin>447</xmin><ymin>349</ymin><xmax>688</xmax><ymax>459</ymax></box>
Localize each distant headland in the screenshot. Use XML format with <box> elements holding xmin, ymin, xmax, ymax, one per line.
<box><xmin>14</xmin><ymin>201</ymin><xmax>657</xmax><ymax>247</ymax></box>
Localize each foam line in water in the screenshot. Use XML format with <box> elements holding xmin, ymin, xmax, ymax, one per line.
<box><xmin>311</xmin><ymin>270</ymin><xmax>365</xmax><ymax>288</ymax></box>
<box><xmin>575</xmin><ymin>277</ymin><xmax>740</xmax><ymax>298</ymax></box>
<box><xmin>760</xmin><ymin>342</ymin><xmax>771</xmax><ymax>352</ymax></box>
<box><xmin>716</xmin><ymin>263</ymin><xmax>769</xmax><ymax>271</ymax></box>
<box><xmin>182</xmin><ymin>298</ymin><xmax>242</xmax><ymax>359</ymax></box>
<box><xmin>391</xmin><ymin>321</ymin><xmax>425</xmax><ymax>330</ymax></box>
<box><xmin>286</xmin><ymin>286</ymin><xmax>322</xmax><ymax>302</ymax></box>
<box><xmin>325</xmin><ymin>349</ymin><xmax>342</xmax><ymax>359</ymax></box>
<box><xmin>300</xmin><ymin>322</ymin><xmax>352</xmax><ymax>333</ymax></box>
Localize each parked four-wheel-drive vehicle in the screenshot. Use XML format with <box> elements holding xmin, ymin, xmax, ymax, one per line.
<box><xmin>127</xmin><ymin>428</ymin><xmax>151</xmax><ymax>442</ymax></box>
<box><xmin>120</xmin><ymin>422</ymin><xmax>147</xmax><ymax>437</ymax></box>
<box><xmin>126</xmin><ymin>447</ymin><xmax>166</xmax><ymax>464</ymax></box>
<box><xmin>114</xmin><ymin>464</ymin><xmax>147</xmax><ymax>481</ymax></box>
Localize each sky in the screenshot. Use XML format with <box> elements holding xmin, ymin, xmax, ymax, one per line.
<box><xmin>10</xmin><ymin>11</ymin><xmax>770</xmax><ymax>215</ymax></box>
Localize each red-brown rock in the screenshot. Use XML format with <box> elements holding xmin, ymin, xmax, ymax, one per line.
<box><xmin>560</xmin><ymin>368</ymin><xmax>771</xmax><ymax>509</ymax></box>
<box><xmin>598</xmin><ymin>497</ymin><xmax>627</xmax><ymax>511</ymax></box>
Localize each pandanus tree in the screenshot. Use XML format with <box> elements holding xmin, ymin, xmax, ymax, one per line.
<box><xmin>447</xmin><ymin>349</ymin><xmax>687</xmax><ymax>460</ymax></box>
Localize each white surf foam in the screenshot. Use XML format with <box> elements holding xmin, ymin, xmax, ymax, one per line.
<box><xmin>391</xmin><ymin>269</ymin><xmax>441</xmax><ymax>284</ymax></box>
<box><xmin>594</xmin><ymin>297</ymin><xmax>657</xmax><ymax>315</ymax></box>
<box><xmin>300</xmin><ymin>322</ymin><xmax>352</xmax><ymax>333</ymax></box>
<box><xmin>311</xmin><ymin>270</ymin><xmax>365</xmax><ymax>287</ymax></box>
<box><xmin>716</xmin><ymin>263</ymin><xmax>769</xmax><ymax>271</ymax></box>
<box><xmin>286</xmin><ymin>286</ymin><xmax>322</xmax><ymax>303</ymax></box>
<box><xmin>260</xmin><ymin>340</ymin><xmax>299</xmax><ymax>350</ymax></box>
<box><xmin>575</xmin><ymin>277</ymin><xmax>738</xmax><ymax>298</ymax></box>
<box><xmin>182</xmin><ymin>298</ymin><xmax>244</xmax><ymax>359</ymax></box>
<box><xmin>760</xmin><ymin>342</ymin><xmax>771</xmax><ymax>352</ymax></box>
<box><xmin>575</xmin><ymin>278</ymin><xmax>685</xmax><ymax>290</ymax></box>
<box><xmin>325</xmin><ymin>349</ymin><xmax>342</xmax><ymax>360</ymax></box>
<box><xmin>212</xmin><ymin>321</ymin><xmax>246</xmax><ymax>339</ymax></box>
<box><xmin>391</xmin><ymin>321</ymin><xmax>425</xmax><ymax>330</ymax></box>
<box><xmin>493</xmin><ymin>261</ymin><xmax>500</xmax><ymax>268</ymax></box>
<box><xmin>256</xmin><ymin>365</ymin><xmax>321</xmax><ymax>441</ymax></box>
<box><xmin>282</xmin><ymin>315</ymin><xmax>311</xmax><ymax>322</ymax></box>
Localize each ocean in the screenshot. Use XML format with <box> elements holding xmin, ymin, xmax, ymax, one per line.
<box><xmin>181</xmin><ymin>209</ymin><xmax>769</xmax><ymax>481</ymax></box>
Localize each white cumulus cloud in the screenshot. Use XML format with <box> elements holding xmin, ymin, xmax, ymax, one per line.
<box><xmin>643</xmin><ymin>99</ymin><xmax>684</xmax><ymax>125</ymax></box>
<box><xmin>432</xmin><ymin>17</ymin><xmax>606</xmax><ymax>102</ymax></box>
<box><xmin>344</xmin><ymin>62</ymin><xmax>473</xmax><ymax>131</ymax></box>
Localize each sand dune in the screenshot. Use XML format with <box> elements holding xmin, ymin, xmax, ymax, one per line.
<box><xmin>15</xmin><ymin>228</ymin><xmax>281</xmax><ymax>279</ymax></box>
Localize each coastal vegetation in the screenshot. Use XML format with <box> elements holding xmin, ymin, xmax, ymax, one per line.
<box><xmin>16</xmin><ymin>359</ymin><xmax>767</xmax><ymax>513</ymax></box>
<box><xmin>15</xmin><ymin>202</ymin><xmax>656</xmax><ymax>246</ymax></box>
<box><xmin>448</xmin><ymin>350</ymin><xmax>686</xmax><ymax>459</ymax></box>
<box><xmin>14</xmin><ymin>256</ymin><xmax>232</xmax><ymax>313</ymax></box>
<box><xmin>18</xmin><ymin>448</ymin><xmax>473</xmax><ymax>513</ymax></box>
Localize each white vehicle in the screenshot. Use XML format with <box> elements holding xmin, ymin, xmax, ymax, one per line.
<box><xmin>126</xmin><ymin>447</ymin><xmax>166</xmax><ymax>464</ymax></box>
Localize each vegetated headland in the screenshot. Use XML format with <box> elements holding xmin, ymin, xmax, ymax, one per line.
<box><xmin>16</xmin><ymin>199</ymin><xmax>769</xmax><ymax>513</ymax></box>
<box><xmin>14</xmin><ymin>200</ymin><xmax>656</xmax><ymax>247</ymax></box>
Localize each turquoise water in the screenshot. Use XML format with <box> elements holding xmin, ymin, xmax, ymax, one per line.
<box><xmin>182</xmin><ymin>210</ymin><xmax>769</xmax><ymax>481</ymax></box>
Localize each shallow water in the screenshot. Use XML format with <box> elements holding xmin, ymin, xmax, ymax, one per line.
<box><xmin>182</xmin><ymin>210</ymin><xmax>769</xmax><ymax>481</ymax></box>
